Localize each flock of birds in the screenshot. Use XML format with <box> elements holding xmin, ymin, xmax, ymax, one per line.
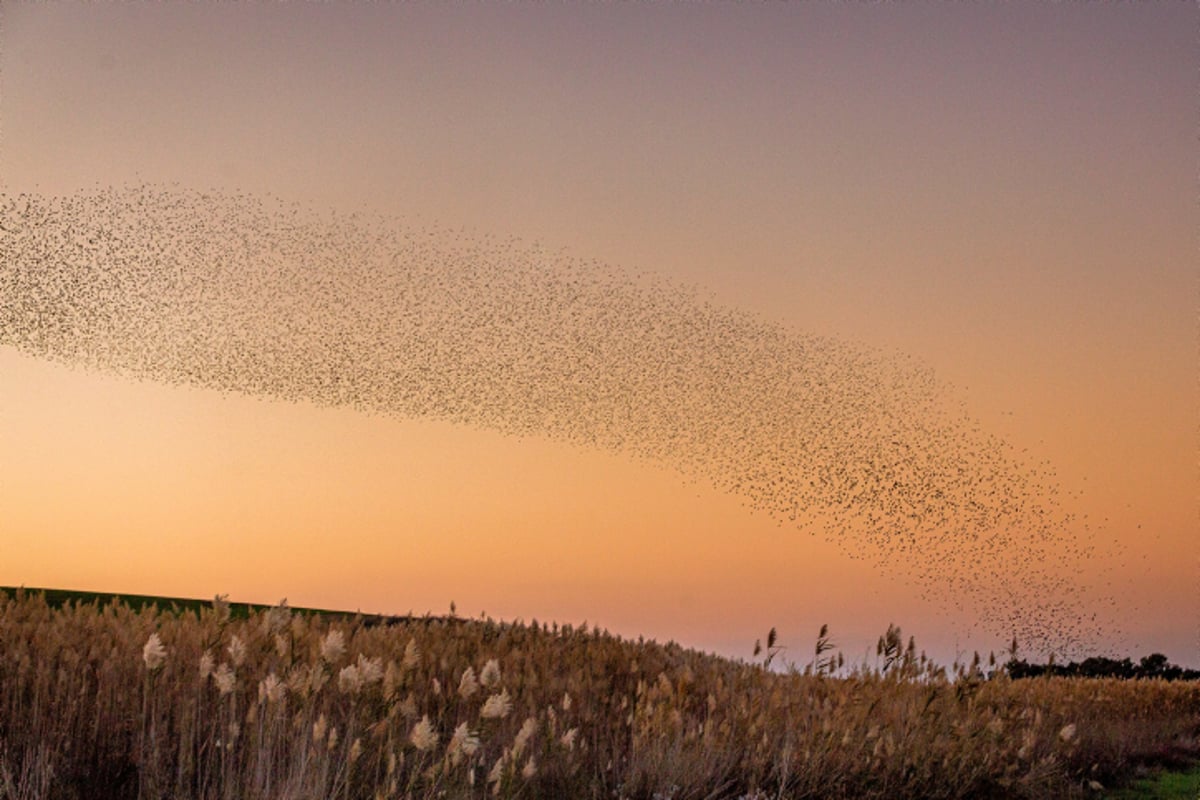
<box><xmin>0</xmin><ymin>184</ymin><xmax>1117</xmax><ymax>657</ymax></box>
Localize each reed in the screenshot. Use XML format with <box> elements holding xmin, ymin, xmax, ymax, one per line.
<box><xmin>0</xmin><ymin>590</ymin><xmax>1196</xmax><ymax>799</ymax></box>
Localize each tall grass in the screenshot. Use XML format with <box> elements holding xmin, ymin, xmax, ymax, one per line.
<box><xmin>0</xmin><ymin>589</ymin><xmax>1196</xmax><ymax>799</ymax></box>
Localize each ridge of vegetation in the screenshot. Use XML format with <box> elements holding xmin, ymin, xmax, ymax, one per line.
<box><xmin>1</xmin><ymin>588</ymin><xmax>1197</xmax><ymax>800</ymax></box>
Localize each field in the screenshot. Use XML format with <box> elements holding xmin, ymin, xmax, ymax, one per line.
<box><xmin>1101</xmin><ymin>764</ymin><xmax>1200</xmax><ymax>800</ymax></box>
<box><xmin>1</xmin><ymin>589</ymin><xmax>1197</xmax><ymax>800</ymax></box>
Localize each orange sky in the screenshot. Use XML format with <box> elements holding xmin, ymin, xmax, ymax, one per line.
<box><xmin>1</xmin><ymin>2</ymin><xmax>1195</xmax><ymax>666</ymax></box>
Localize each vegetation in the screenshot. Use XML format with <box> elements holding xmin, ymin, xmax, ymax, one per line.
<box><xmin>0</xmin><ymin>588</ymin><xmax>1197</xmax><ymax>800</ymax></box>
<box><xmin>1101</xmin><ymin>763</ymin><xmax>1200</xmax><ymax>800</ymax></box>
<box><xmin>0</xmin><ymin>587</ymin><xmax>413</xmax><ymax>627</ymax></box>
<box><xmin>1005</xmin><ymin>654</ymin><xmax>1200</xmax><ymax>682</ymax></box>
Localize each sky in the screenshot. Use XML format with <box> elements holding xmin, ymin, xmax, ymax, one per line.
<box><xmin>0</xmin><ymin>2</ymin><xmax>1195</xmax><ymax>667</ymax></box>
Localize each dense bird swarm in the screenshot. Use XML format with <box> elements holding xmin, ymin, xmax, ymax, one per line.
<box><xmin>0</xmin><ymin>185</ymin><xmax>1113</xmax><ymax>655</ymax></box>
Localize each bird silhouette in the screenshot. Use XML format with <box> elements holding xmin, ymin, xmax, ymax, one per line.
<box><xmin>0</xmin><ymin>184</ymin><xmax>1119</xmax><ymax>658</ymax></box>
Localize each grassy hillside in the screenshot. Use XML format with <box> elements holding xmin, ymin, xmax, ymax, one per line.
<box><xmin>0</xmin><ymin>586</ymin><xmax>423</xmax><ymax>626</ymax></box>
<box><xmin>1102</xmin><ymin>763</ymin><xmax>1200</xmax><ymax>799</ymax></box>
<box><xmin>0</xmin><ymin>587</ymin><xmax>1197</xmax><ymax>800</ymax></box>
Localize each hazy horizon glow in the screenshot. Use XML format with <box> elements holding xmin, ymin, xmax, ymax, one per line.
<box><xmin>1</xmin><ymin>2</ymin><xmax>1195</xmax><ymax>667</ymax></box>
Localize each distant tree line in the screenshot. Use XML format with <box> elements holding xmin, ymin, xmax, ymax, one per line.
<box><xmin>1005</xmin><ymin>653</ymin><xmax>1200</xmax><ymax>681</ymax></box>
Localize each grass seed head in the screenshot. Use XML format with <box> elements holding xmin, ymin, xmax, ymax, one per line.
<box><xmin>481</xmin><ymin>689</ymin><xmax>512</xmax><ymax>720</ymax></box>
<box><xmin>143</xmin><ymin>632</ymin><xmax>167</xmax><ymax>671</ymax></box>
<box><xmin>320</xmin><ymin>629</ymin><xmax>346</xmax><ymax>663</ymax></box>
<box><xmin>357</xmin><ymin>653</ymin><xmax>384</xmax><ymax>685</ymax></box>
<box><xmin>403</xmin><ymin>638</ymin><xmax>420</xmax><ymax>669</ymax></box>
<box><xmin>199</xmin><ymin>650</ymin><xmax>215</xmax><ymax>681</ymax></box>
<box><xmin>213</xmin><ymin>594</ymin><xmax>231</xmax><ymax>623</ymax></box>
<box><xmin>480</xmin><ymin>658</ymin><xmax>502</xmax><ymax>688</ymax></box>
<box><xmin>458</xmin><ymin>666</ymin><xmax>480</xmax><ymax>699</ymax></box>
<box><xmin>260</xmin><ymin>673</ymin><xmax>285</xmax><ymax>704</ymax></box>
<box><xmin>214</xmin><ymin>662</ymin><xmax>236</xmax><ymax>695</ymax></box>
<box><xmin>487</xmin><ymin>755</ymin><xmax>505</xmax><ymax>786</ymax></box>
<box><xmin>448</xmin><ymin>722</ymin><xmax>481</xmax><ymax>765</ymax></box>
<box><xmin>228</xmin><ymin>634</ymin><xmax>247</xmax><ymax>668</ymax></box>
<box><xmin>512</xmin><ymin>716</ymin><xmax>537</xmax><ymax>758</ymax></box>
<box><xmin>338</xmin><ymin>664</ymin><xmax>364</xmax><ymax>695</ymax></box>
<box><xmin>410</xmin><ymin>715</ymin><xmax>438</xmax><ymax>752</ymax></box>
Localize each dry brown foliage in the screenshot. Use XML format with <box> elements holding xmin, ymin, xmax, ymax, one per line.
<box><xmin>0</xmin><ymin>591</ymin><xmax>1196</xmax><ymax>799</ymax></box>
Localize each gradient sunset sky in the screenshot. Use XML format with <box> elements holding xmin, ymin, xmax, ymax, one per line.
<box><xmin>1</xmin><ymin>2</ymin><xmax>1195</xmax><ymax>667</ymax></box>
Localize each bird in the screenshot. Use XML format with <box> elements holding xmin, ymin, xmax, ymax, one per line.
<box><xmin>0</xmin><ymin>183</ymin><xmax>1120</xmax><ymax>659</ymax></box>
